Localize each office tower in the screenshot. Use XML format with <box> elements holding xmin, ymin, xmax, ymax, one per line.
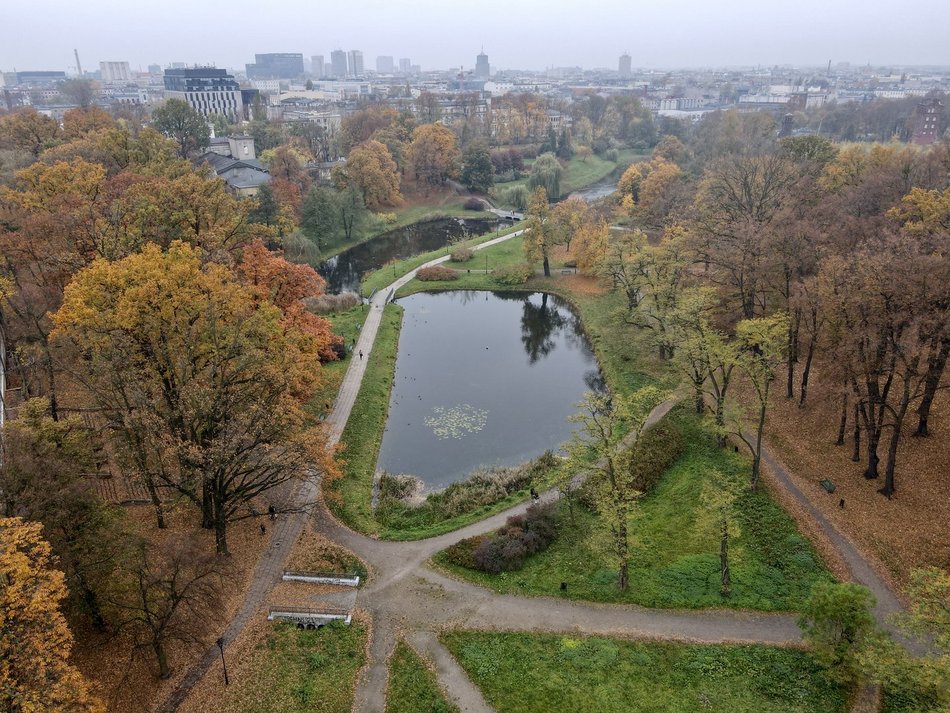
<box><xmin>475</xmin><ymin>50</ymin><xmax>490</xmax><ymax>79</ymax></box>
<box><xmin>245</xmin><ymin>53</ymin><xmax>304</xmax><ymax>79</ymax></box>
<box><xmin>311</xmin><ymin>55</ymin><xmax>325</xmax><ymax>78</ymax></box>
<box><xmin>618</xmin><ymin>53</ymin><xmax>632</xmax><ymax>78</ymax></box>
<box><xmin>376</xmin><ymin>55</ymin><xmax>394</xmax><ymax>74</ymax></box>
<box><xmin>163</xmin><ymin>67</ymin><xmax>243</xmax><ymax>121</ymax></box>
<box><xmin>348</xmin><ymin>50</ymin><xmax>364</xmax><ymax>77</ymax></box>
<box><xmin>100</xmin><ymin>61</ymin><xmax>131</xmax><ymax>83</ymax></box>
<box><xmin>399</xmin><ymin>58</ymin><xmax>411</xmax><ymax>74</ymax></box>
<box><xmin>330</xmin><ymin>50</ymin><xmax>348</xmax><ymax>78</ymax></box>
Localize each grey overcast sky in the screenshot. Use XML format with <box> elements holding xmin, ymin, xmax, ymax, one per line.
<box><xmin>2</xmin><ymin>0</ymin><xmax>949</xmax><ymax>73</ymax></box>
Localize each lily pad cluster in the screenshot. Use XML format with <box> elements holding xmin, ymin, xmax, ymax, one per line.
<box><xmin>424</xmin><ymin>404</ymin><xmax>488</xmax><ymax>440</ymax></box>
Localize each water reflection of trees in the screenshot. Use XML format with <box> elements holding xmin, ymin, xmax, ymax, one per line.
<box><xmin>520</xmin><ymin>292</ymin><xmax>567</xmax><ymax>363</ymax></box>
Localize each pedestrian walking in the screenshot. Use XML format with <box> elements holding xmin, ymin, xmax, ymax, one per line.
<box><xmin>359</xmin><ymin>350</ymin><xmax>364</xmax><ymax>361</ymax></box>
<box><xmin>268</xmin><ymin>505</ymin><xmax>276</xmax><ymax>521</ymax></box>
<box><xmin>260</xmin><ymin>523</ymin><xmax>267</xmax><ymax>535</ymax></box>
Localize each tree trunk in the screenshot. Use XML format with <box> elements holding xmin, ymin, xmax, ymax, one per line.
<box><xmin>881</xmin><ymin>371</ymin><xmax>914</xmax><ymax>498</ymax></box>
<box><xmin>750</xmin><ymin>390</ymin><xmax>768</xmax><ymax>491</ymax></box>
<box><xmin>542</xmin><ymin>253</ymin><xmax>551</xmax><ymax>278</ymax></box>
<box><xmin>720</xmin><ymin>520</ymin><xmax>731</xmax><ymax>598</ymax></box>
<box><xmin>835</xmin><ymin>390</ymin><xmax>849</xmax><ymax>446</ymax></box>
<box><xmin>799</xmin><ymin>334</ymin><xmax>817</xmax><ymax>407</ymax></box>
<box><xmin>617</xmin><ymin>521</ymin><xmax>628</xmax><ymax>591</ymax></box>
<box><xmin>154</xmin><ymin>639</ymin><xmax>171</xmax><ymax>679</ymax></box>
<box><xmin>786</xmin><ymin>309</ymin><xmax>800</xmax><ymax>399</ymax></box>
<box><xmin>914</xmin><ymin>338</ymin><xmax>949</xmax><ymax>437</ymax></box>
<box><xmin>695</xmin><ymin>390</ymin><xmax>704</xmax><ymax>415</ymax></box>
<box><xmin>201</xmin><ymin>480</ymin><xmax>213</xmax><ymax>529</ymax></box>
<box><xmin>852</xmin><ymin>403</ymin><xmax>862</xmax><ymax>463</ymax></box>
<box><xmin>864</xmin><ymin>425</ymin><xmax>881</xmax><ymax>480</ymax></box>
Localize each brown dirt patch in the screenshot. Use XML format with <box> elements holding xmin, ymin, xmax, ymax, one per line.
<box><xmin>753</xmin><ymin>364</ymin><xmax>950</xmax><ymax>593</ymax></box>
<box><xmin>70</xmin><ymin>505</ymin><xmax>273</xmax><ymax>712</ymax></box>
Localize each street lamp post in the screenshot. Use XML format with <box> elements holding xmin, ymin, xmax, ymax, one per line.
<box><xmin>216</xmin><ymin>637</ymin><xmax>229</xmax><ymax>686</ymax></box>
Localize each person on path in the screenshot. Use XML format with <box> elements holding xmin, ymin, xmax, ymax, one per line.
<box><xmin>359</xmin><ymin>350</ymin><xmax>364</xmax><ymax>360</ymax></box>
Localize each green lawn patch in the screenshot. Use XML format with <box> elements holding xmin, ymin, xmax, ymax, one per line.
<box><xmin>360</xmin><ymin>221</ymin><xmax>524</xmax><ymax>297</ymax></box>
<box><xmin>307</xmin><ymin>305</ymin><xmax>369</xmax><ymax>421</ymax></box>
<box><xmin>441</xmin><ymin>630</ymin><xmax>847</xmax><ymax>713</ymax></box>
<box><xmin>326</xmin><ymin>304</ymin><xmax>403</xmax><ymax>536</ymax></box>
<box><xmin>213</xmin><ymin>621</ymin><xmax>366</xmax><ymax>713</ymax></box>
<box><xmin>386</xmin><ymin>640</ymin><xmax>458</xmax><ymax>713</ymax></box>
<box><xmin>434</xmin><ymin>406</ymin><xmax>833</xmax><ymax>612</ymax></box>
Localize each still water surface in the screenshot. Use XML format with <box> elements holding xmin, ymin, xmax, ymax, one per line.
<box><xmin>318</xmin><ymin>217</ymin><xmax>496</xmax><ymax>294</ymax></box>
<box><xmin>376</xmin><ymin>290</ymin><xmax>603</xmax><ymax>490</ymax></box>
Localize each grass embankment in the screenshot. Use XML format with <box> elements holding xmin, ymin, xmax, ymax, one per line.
<box><xmin>207</xmin><ymin>621</ymin><xmax>367</xmax><ymax>713</ymax></box>
<box><xmin>386</xmin><ymin>641</ymin><xmax>458</xmax><ymax>713</ymax></box>
<box><xmin>308</xmin><ymin>305</ymin><xmax>369</xmax><ymax>421</ymax></box>
<box><xmin>360</xmin><ymin>221</ymin><xmax>524</xmax><ymax>297</ymax></box>
<box><xmin>441</xmin><ymin>631</ymin><xmax>847</xmax><ymax>713</ymax></box>
<box><xmin>494</xmin><ymin>154</ymin><xmax>618</xmax><ymax>203</ymax></box>
<box><xmin>326</xmin><ymin>304</ymin><xmax>402</xmax><ymax>536</ymax></box>
<box><xmin>434</xmin><ymin>405</ymin><xmax>832</xmax><ymax>611</ymax></box>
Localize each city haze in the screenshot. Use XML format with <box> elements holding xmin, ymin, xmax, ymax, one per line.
<box><xmin>2</xmin><ymin>0</ymin><xmax>949</xmax><ymax>72</ymax></box>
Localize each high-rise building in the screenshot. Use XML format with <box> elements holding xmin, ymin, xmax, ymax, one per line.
<box><xmin>311</xmin><ymin>55</ymin><xmax>325</xmax><ymax>78</ymax></box>
<box><xmin>163</xmin><ymin>67</ymin><xmax>243</xmax><ymax>121</ymax></box>
<box><xmin>399</xmin><ymin>58</ymin><xmax>411</xmax><ymax>74</ymax></box>
<box><xmin>330</xmin><ymin>50</ymin><xmax>348</xmax><ymax>78</ymax></box>
<box><xmin>618</xmin><ymin>53</ymin><xmax>632</xmax><ymax>78</ymax></box>
<box><xmin>100</xmin><ymin>61</ymin><xmax>131</xmax><ymax>83</ymax></box>
<box><xmin>376</xmin><ymin>55</ymin><xmax>394</xmax><ymax>74</ymax></box>
<box><xmin>348</xmin><ymin>50</ymin><xmax>364</xmax><ymax>77</ymax></box>
<box><xmin>245</xmin><ymin>53</ymin><xmax>304</xmax><ymax>79</ymax></box>
<box><xmin>147</xmin><ymin>64</ymin><xmax>162</xmax><ymax>75</ymax></box>
<box><xmin>475</xmin><ymin>50</ymin><xmax>490</xmax><ymax>79</ymax></box>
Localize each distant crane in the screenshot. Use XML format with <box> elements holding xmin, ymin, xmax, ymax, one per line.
<box><xmin>74</xmin><ymin>48</ymin><xmax>83</xmax><ymax>77</ymax></box>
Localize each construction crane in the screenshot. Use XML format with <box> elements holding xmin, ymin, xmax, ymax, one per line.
<box><xmin>74</xmin><ymin>48</ymin><xmax>83</xmax><ymax>77</ymax></box>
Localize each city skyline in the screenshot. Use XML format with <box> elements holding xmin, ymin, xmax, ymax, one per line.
<box><xmin>3</xmin><ymin>0</ymin><xmax>950</xmax><ymax>73</ymax></box>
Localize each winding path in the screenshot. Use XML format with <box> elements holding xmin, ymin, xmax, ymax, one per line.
<box><xmin>160</xmin><ymin>228</ymin><xmax>911</xmax><ymax>713</ymax></box>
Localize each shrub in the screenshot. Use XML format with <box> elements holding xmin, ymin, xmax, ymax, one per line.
<box><xmin>471</xmin><ymin>502</ymin><xmax>559</xmax><ymax>573</ymax></box>
<box><xmin>492</xmin><ymin>263</ymin><xmax>534</xmax><ymax>286</ymax></box>
<box><xmin>605</xmin><ymin>148</ymin><xmax>619</xmax><ymax>162</ymax></box>
<box><xmin>417</xmin><ymin>265</ymin><xmax>459</xmax><ymax>282</ymax></box>
<box><xmin>303</xmin><ymin>291</ymin><xmax>361</xmax><ymax>315</ymax></box>
<box><xmin>380</xmin><ymin>212</ymin><xmax>398</xmax><ymax>225</ymax></box>
<box><xmin>623</xmin><ymin>421</ymin><xmax>685</xmax><ymax>494</ymax></box>
<box><xmin>450</xmin><ymin>246</ymin><xmax>474</xmax><ymax>263</ymax></box>
<box><xmin>463</xmin><ymin>197</ymin><xmax>485</xmax><ymax>211</ymax></box>
<box><xmin>444</xmin><ymin>535</ymin><xmax>487</xmax><ymax>569</ymax></box>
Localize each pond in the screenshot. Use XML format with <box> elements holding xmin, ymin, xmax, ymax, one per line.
<box><xmin>376</xmin><ymin>290</ymin><xmax>603</xmax><ymax>491</ymax></box>
<box><xmin>568</xmin><ymin>173</ymin><xmax>619</xmax><ymax>203</ymax></box>
<box><xmin>318</xmin><ymin>217</ymin><xmax>497</xmax><ymax>294</ymax></box>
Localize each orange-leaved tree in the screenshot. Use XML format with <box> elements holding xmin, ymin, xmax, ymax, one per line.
<box><xmin>52</xmin><ymin>242</ymin><xmax>339</xmax><ymax>553</ymax></box>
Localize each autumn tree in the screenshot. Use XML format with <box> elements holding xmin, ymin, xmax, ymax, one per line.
<box><xmin>0</xmin><ymin>108</ymin><xmax>61</xmax><ymax>159</ymax></box>
<box><xmin>523</xmin><ymin>187</ymin><xmax>560</xmax><ymax>277</ymax></box>
<box><xmin>460</xmin><ymin>141</ymin><xmax>494</xmax><ymax>193</ymax></box>
<box><xmin>109</xmin><ymin>537</ymin><xmax>229</xmax><ymax>679</ymax></box>
<box><xmin>152</xmin><ymin>98</ymin><xmax>210</xmax><ymax>158</ymax></box>
<box><xmin>62</xmin><ymin>107</ymin><xmax>116</xmax><ymax>140</ymax></box>
<box><xmin>728</xmin><ymin>313</ymin><xmax>789</xmax><ymax>489</ymax></box>
<box><xmin>0</xmin><ymin>517</ymin><xmax>103</xmax><ymax>712</ymax></box>
<box><xmin>52</xmin><ymin>242</ymin><xmax>338</xmax><ymax>554</ymax></box>
<box><xmin>408</xmin><ymin>123</ymin><xmax>459</xmax><ymax>191</ymax></box>
<box><xmin>300</xmin><ymin>185</ymin><xmax>370</xmax><ymax>249</ymax></box>
<box><xmin>698</xmin><ymin>468</ymin><xmax>741</xmax><ymax>597</ymax></box>
<box><xmin>332</xmin><ymin>139</ymin><xmax>401</xmax><ymax>208</ymax></box>
<box><xmin>565</xmin><ymin>387</ymin><xmax>665</xmax><ymax>591</ymax></box>
<box><xmin>0</xmin><ymin>398</ymin><xmax>125</xmax><ymax>628</ymax></box>
<box><xmin>339</xmin><ymin>105</ymin><xmax>400</xmax><ymax>155</ymax></box>
<box><xmin>798</xmin><ymin>581</ymin><xmax>876</xmax><ymax>685</ymax></box>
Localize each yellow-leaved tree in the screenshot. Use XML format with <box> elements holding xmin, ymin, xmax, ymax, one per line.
<box><xmin>0</xmin><ymin>517</ymin><xmax>103</xmax><ymax>712</ymax></box>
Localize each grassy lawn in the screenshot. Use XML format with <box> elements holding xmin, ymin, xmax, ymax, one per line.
<box><xmin>434</xmin><ymin>406</ymin><xmax>833</xmax><ymax>612</ymax></box>
<box><xmin>493</xmin><ymin>153</ymin><xmax>625</xmax><ymax>205</ymax></box>
<box><xmin>325</xmin><ymin>304</ymin><xmax>403</xmax><ymax>536</ymax></box>
<box><xmin>386</xmin><ymin>641</ymin><xmax>458</xmax><ymax>713</ymax></box>
<box><xmin>360</xmin><ymin>221</ymin><xmax>524</xmax><ymax>297</ymax></box>
<box><xmin>441</xmin><ymin>631</ymin><xmax>847</xmax><ymax>713</ymax></box>
<box><xmin>211</xmin><ymin>621</ymin><xmax>367</xmax><ymax>713</ymax></box>
<box><xmin>307</xmin><ymin>305</ymin><xmax>369</xmax><ymax>421</ymax></box>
